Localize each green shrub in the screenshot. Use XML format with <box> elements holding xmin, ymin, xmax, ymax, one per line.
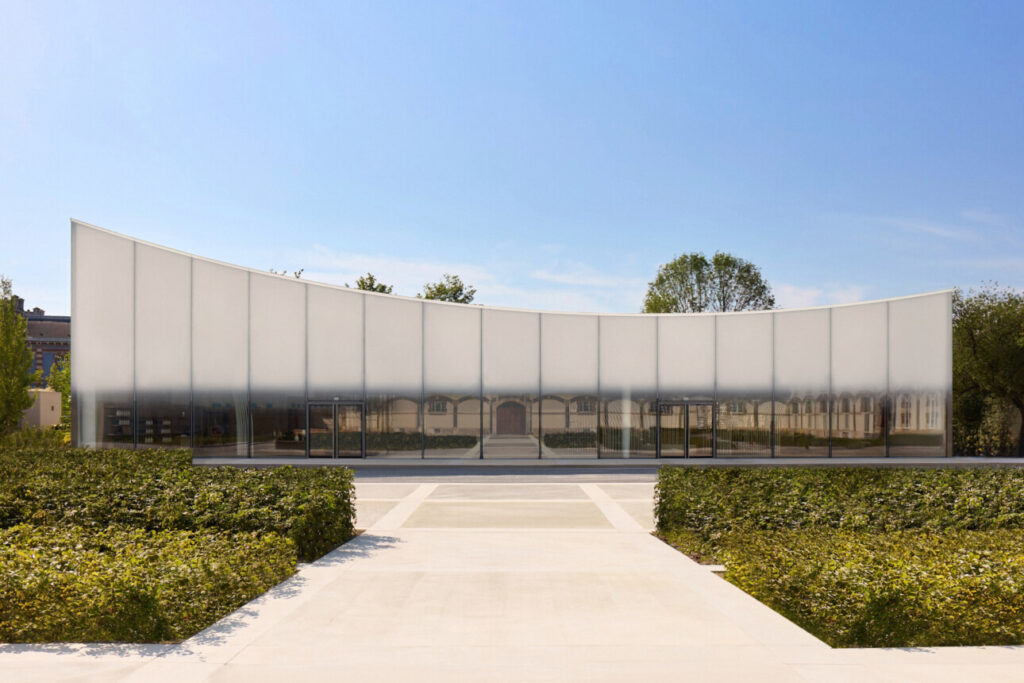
<box><xmin>656</xmin><ymin>467</ymin><xmax>1024</xmax><ymax>543</ymax></box>
<box><xmin>0</xmin><ymin>524</ymin><xmax>295</xmax><ymax>643</ymax></box>
<box><xmin>0</xmin><ymin>447</ymin><xmax>356</xmax><ymax>562</ymax></box>
<box><xmin>717</xmin><ymin>529</ymin><xmax>1024</xmax><ymax>647</ymax></box>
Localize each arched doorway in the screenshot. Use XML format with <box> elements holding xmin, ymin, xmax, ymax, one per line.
<box><xmin>495</xmin><ymin>401</ymin><xmax>526</xmax><ymax>435</ymax></box>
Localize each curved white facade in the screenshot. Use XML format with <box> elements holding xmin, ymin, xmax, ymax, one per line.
<box><xmin>71</xmin><ymin>220</ymin><xmax>952</xmax><ymax>459</ymax></box>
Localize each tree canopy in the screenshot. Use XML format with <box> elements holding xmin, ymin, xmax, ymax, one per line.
<box><xmin>419</xmin><ymin>274</ymin><xmax>476</xmax><ymax>304</ymax></box>
<box><xmin>953</xmin><ymin>284</ymin><xmax>1024</xmax><ymax>457</ymax></box>
<box><xmin>0</xmin><ymin>277</ymin><xmax>40</xmax><ymax>435</ymax></box>
<box><xmin>348</xmin><ymin>273</ymin><xmax>393</xmax><ymax>294</ymax></box>
<box><xmin>47</xmin><ymin>353</ymin><xmax>71</xmax><ymax>429</ymax></box>
<box><xmin>642</xmin><ymin>252</ymin><xmax>775</xmax><ymax>313</ymax></box>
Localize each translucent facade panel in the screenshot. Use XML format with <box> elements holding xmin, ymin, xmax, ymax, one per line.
<box><xmin>135</xmin><ymin>243</ymin><xmax>191</xmax><ymax>448</ymax></box>
<box><xmin>599</xmin><ymin>316</ymin><xmax>656</xmax><ymax>395</ymax></box>
<box><xmin>424</xmin><ymin>303</ymin><xmax>481</xmax><ymax>394</ymax></box>
<box><xmin>774</xmin><ymin>309</ymin><xmax>830</xmax><ymax>457</ymax></box>
<box><xmin>249</xmin><ymin>275</ymin><xmax>306</xmax><ymax>458</ymax></box>
<box><xmin>482</xmin><ymin>309</ymin><xmax>539</xmax><ymax>459</ymax></box>
<box><xmin>716</xmin><ymin>312</ymin><xmax>772</xmax><ymax>395</ymax></box>
<box><xmin>831</xmin><ymin>302</ymin><xmax>887</xmax><ymax>392</ymax></box>
<box><xmin>307</xmin><ymin>286</ymin><xmax>363</xmax><ymax>400</ymax></box>
<box><xmin>541</xmin><ymin>314</ymin><xmax>597</xmax><ymax>394</ymax></box>
<box><xmin>72</xmin><ymin>223</ymin><xmax>134</xmax><ymax>448</ymax></box>
<box><xmin>658</xmin><ymin>315</ymin><xmax>714</xmax><ymax>399</ymax></box>
<box><xmin>192</xmin><ymin>260</ymin><xmax>249</xmax><ymax>455</ymax></box>
<box><xmin>365</xmin><ymin>296</ymin><xmax>422</xmax><ymax>394</ymax></box>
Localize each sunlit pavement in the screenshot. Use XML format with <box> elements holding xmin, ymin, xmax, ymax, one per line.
<box><xmin>2</xmin><ymin>472</ymin><xmax>1024</xmax><ymax>682</ymax></box>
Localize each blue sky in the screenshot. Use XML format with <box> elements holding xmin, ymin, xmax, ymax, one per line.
<box><xmin>3</xmin><ymin>1</ymin><xmax>1022</xmax><ymax>315</ymax></box>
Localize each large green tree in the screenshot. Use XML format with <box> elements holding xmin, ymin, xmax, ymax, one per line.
<box><xmin>0</xmin><ymin>277</ymin><xmax>41</xmax><ymax>435</ymax></box>
<box><xmin>643</xmin><ymin>252</ymin><xmax>775</xmax><ymax>313</ymax></box>
<box><xmin>347</xmin><ymin>273</ymin><xmax>393</xmax><ymax>294</ymax></box>
<box><xmin>953</xmin><ymin>285</ymin><xmax>1024</xmax><ymax>457</ymax></box>
<box><xmin>419</xmin><ymin>274</ymin><xmax>476</xmax><ymax>304</ymax></box>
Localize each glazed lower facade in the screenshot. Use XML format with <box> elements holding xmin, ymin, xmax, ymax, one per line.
<box><xmin>71</xmin><ymin>220</ymin><xmax>953</xmax><ymax>459</ymax></box>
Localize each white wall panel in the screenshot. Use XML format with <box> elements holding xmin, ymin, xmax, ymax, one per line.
<box><xmin>831</xmin><ymin>302</ymin><xmax>887</xmax><ymax>391</ymax></box>
<box><xmin>773</xmin><ymin>309</ymin><xmax>829</xmax><ymax>395</ymax></box>
<box><xmin>365</xmin><ymin>295</ymin><xmax>422</xmax><ymax>393</ymax></box>
<box><xmin>307</xmin><ymin>286</ymin><xmax>363</xmax><ymax>398</ymax></box>
<box><xmin>890</xmin><ymin>292</ymin><xmax>951</xmax><ymax>391</ymax></box>
<box><xmin>72</xmin><ymin>222</ymin><xmax>133</xmax><ymax>394</ymax></box>
<box><xmin>658</xmin><ymin>315</ymin><xmax>714</xmax><ymax>397</ymax></box>
<box><xmin>482</xmin><ymin>309</ymin><xmax>538</xmax><ymax>393</ymax></box>
<box><xmin>250</xmin><ymin>274</ymin><xmax>305</xmax><ymax>392</ymax></box>
<box><xmin>192</xmin><ymin>260</ymin><xmax>248</xmax><ymax>392</ymax></box>
<box><xmin>716</xmin><ymin>312</ymin><xmax>772</xmax><ymax>394</ymax></box>
<box><xmin>424</xmin><ymin>302</ymin><xmax>480</xmax><ymax>393</ymax></box>
<box><xmin>135</xmin><ymin>243</ymin><xmax>190</xmax><ymax>391</ymax></box>
<box><xmin>599</xmin><ymin>315</ymin><xmax>656</xmax><ymax>394</ymax></box>
<box><xmin>541</xmin><ymin>313</ymin><xmax>598</xmax><ymax>394</ymax></box>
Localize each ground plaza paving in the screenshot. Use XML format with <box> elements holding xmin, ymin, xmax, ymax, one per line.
<box><xmin>2</xmin><ymin>470</ymin><xmax>1024</xmax><ymax>682</ymax></box>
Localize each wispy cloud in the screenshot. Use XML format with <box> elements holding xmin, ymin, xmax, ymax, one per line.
<box><xmin>879</xmin><ymin>217</ymin><xmax>978</xmax><ymax>242</ymax></box>
<box><xmin>529</xmin><ymin>267</ymin><xmax>647</xmax><ymax>289</ymax></box>
<box><xmin>774</xmin><ymin>283</ymin><xmax>869</xmax><ymax>309</ymax></box>
<box><xmin>960</xmin><ymin>209</ymin><xmax>1017</xmax><ymax>229</ymax></box>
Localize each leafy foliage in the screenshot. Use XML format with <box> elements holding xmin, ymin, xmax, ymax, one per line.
<box><xmin>348</xmin><ymin>273</ymin><xmax>393</xmax><ymax>293</ymax></box>
<box><xmin>953</xmin><ymin>285</ymin><xmax>1024</xmax><ymax>456</ymax></box>
<box><xmin>46</xmin><ymin>352</ymin><xmax>71</xmax><ymax>428</ymax></box>
<box><xmin>0</xmin><ymin>445</ymin><xmax>356</xmax><ymax>562</ymax></box>
<box><xmin>643</xmin><ymin>252</ymin><xmax>775</xmax><ymax>313</ymax></box>
<box><xmin>0</xmin><ymin>524</ymin><xmax>295</xmax><ymax>643</ymax></box>
<box><xmin>419</xmin><ymin>273</ymin><xmax>476</xmax><ymax>303</ymax></box>
<box><xmin>0</xmin><ymin>277</ymin><xmax>41</xmax><ymax>435</ymax></box>
<box><xmin>715</xmin><ymin>529</ymin><xmax>1024</xmax><ymax>648</ymax></box>
<box><xmin>657</xmin><ymin>467</ymin><xmax>1024</xmax><ymax>647</ymax></box>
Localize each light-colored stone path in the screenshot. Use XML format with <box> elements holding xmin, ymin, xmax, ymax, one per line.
<box><xmin>2</xmin><ymin>474</ymin><xmax>1023</xmax><ymax>681</ymax></box>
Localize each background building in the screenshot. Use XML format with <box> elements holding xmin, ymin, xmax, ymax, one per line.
<box><xmin>71</xmin><ymin>220</ymin><xmax>952</xmax><ymax>459</ymax></box>
<box><xmin>14</xmin><ymin>296</ymin><xmax>70</xmax><ymax>384</ymax></box>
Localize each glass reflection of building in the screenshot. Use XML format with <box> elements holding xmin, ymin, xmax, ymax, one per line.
<box><xmin>71</xmin><ymin>220</ymin><xmax>953</xmax><ymax>460</ymax></box>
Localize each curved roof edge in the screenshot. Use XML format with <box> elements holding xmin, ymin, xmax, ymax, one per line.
<box><xmin>71</xmin><ymin>218</ymin><xmax>953</xmax><ymax>317</ymax></box>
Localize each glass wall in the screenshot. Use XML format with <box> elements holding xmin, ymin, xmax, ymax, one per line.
<box><xmin>364</xmin><ymin>295</ymin><xmax>422</xmax><ymax>458</ymax></box>
<box><xmin>423</xmin><ymin>302</ymin><xmax>481</xmax><ymax>458</ymax></box>
<box><xmin>72</xmin><ymin>222</ymin><xmax>953</xmax><ymax>460</ymax></box>
<box><xmin>716</xmin><ymin>312</ymin><xmax>773</xmax><ymax>457</ymax></box>
<box><xmin>250</xmin><ymin>274</ymin><xmax>306</xmax><ymax>457</ymax></box>
<box><xmin>831</xmin><ymin>302</ymin><xmax>888</xmax><ymax>456</ymax></box>
<box><xmin>135</xmin><ymin>243</ymin><xmax>191</xmax><ymax>448</ymax></box>
<box><xmin>483</xmin><ymin>309</ymin><xmax>539</xmax><ymax>458</ymax></box>
<box><xmin>600</xmin><ymin>316</ymin><xmax>657</xmax><ymax>458</ymax></box>
<box><xmin>773</xmin><ymin>308</ymin><xmax>829</xmax><ymax>457</ymax></box>
<box><xmin>541</xmin><ymin>313</ymin><xmax>598</xmax><ymax>458</ymax></box>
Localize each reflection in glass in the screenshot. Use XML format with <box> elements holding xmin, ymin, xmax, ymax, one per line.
<box><xmin>715</xmin><ymin>397</ymin><xmax>772</xmax><ymax>457</ymax></box>
<box><xmin>541</xmin><ymin>394</ymin><xmax>597</xmax><ymax>458</ymax></box>
<box><xmin>365</xmin><ymin>395</ymin><xmax>422</xmax><ymax>458</ymax></box>
<box><xmin>136</xmin><ymin>392</ymin><xmax>190</xmax><ymax>448</ymax></box>
<box><xmin>830</xmin><ymin>393</ymin><xmax>886</xmax><ymax>456</ymax></box>
<box><xmin>194</xmin><ymin>392</ymin><xmax>249</xmax><ymax>456</ymax></box>
<box><xmin>600</xmin><ymin>396</ymin><xmax>657</xmax><ymax>458</ymax></box>
<box><xmin>889</xmin><ymin>391</ymin><xmax>946</xmax><ymax>457</ymax></box>
<box><xmin>774</xmin><ymin>394</ymin><xmax>830</xmax><ymax>457</ymax></box>
<box><xmin>483</xmin><ymin>394</ymin><xmax>539</xmax><ymax>459</ymax></box>
<box><xmin>308</xmin><ymin>404</ymin><xmax>334</xmax><ymax>457</ymax></box>
<box><xmin>423</xmin><ymin>394</ymin><xmax>481</xmax><ymax>458</ymax></box>
<box><xmin>79</xmin><ymin>393</ymin><xmax>135</xmax><ymax>448</ymax></box>
<box><xmin>251</xmin><ymin>393</ymin><xmax>305</xmax><ymax>457</ymax></box>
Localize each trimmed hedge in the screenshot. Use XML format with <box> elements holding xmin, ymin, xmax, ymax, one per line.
<box><xmin>716</xmin><ymin>529</ymin><xmax>1024</xmax><ymax>647</ymax></box>
<box><xmin>656</xmin><ymin>467</ymin><xmax>1024</xmax><ymax>543</ymax></box>
<box><xmin>657</xmin><ymin>467</ymin><xmax>1024</xmax><ymax>647</ymax></box>
<box><xmin>0</xmin><ymin>524</ymin><xmax>295</xmax><ymax>643</ymax></box>
<box><xmin>0</xmin><ymin>447</ymin><xmax>356</xmax><ymax>562</ymax></box>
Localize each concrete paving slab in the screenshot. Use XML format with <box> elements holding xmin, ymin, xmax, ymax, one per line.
<box><xmin>428</xmin><ymin>482</ymin><xmax>590</xmax><ymax>500</ymax></box>
<box><xmin>402</xmin><ymin>501</ymin><xmax>612</xmax><ymax>529</ymax></box>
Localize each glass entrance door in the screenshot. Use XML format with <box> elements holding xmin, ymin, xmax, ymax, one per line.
<box><xmin>658</xmin><ymin>402</ymin><xmax>714</xmax><ymax>458</ymax></box>
<box><xmin>307</xmin><ymin>403</ymin><xmax>364</xmax><ymax>458</ymax></box>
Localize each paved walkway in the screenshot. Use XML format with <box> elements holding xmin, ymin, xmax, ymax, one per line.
<box><xmin>2</xmin><ymin>473</ymin><xmax>1024</xmax><ymax>681</ymax></box>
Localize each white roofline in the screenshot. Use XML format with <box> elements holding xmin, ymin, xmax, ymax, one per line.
<box><xmin>70</xmin><ymin>218</ymin><xmax>953</xmax><ymax>317</ymax></box>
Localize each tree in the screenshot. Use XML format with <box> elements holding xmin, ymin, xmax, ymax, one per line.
<box><xmin>643</xmin><ymin>252</ymin><xmax>775</xmax><ymax>313</ymax></box>
<box><xmin>419</xmin><ymin>274</ymin><xmax>476</xmax><ymax>304</ymax></box>
<box><xmin>47</xmin><ymin>353</ymin><xmax>71</xmax><ymax>429</ymax></box>
<box><xmin>347</xmin><ymin>273</ymin><xmax>393</xmax><ymax>294</ymax></box>
<box><xmin>953</xmin><ymin>285</ymin><xmax>1024</xmax><ymax>456</ymax></box>
<box><xmin>269</xmin><ymin>268</ymin><xmax>303</xmax><ymax>279</ymax></box>
<box><xmin>0</xmin><ymin>277</ymin><xmax>41</xmax><ymax>435</ymax></box>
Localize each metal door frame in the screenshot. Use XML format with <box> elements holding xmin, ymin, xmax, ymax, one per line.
<box><xmin>306</xmin><ymin>401</ymin><xmax>365</xmax><ymax>458</ymax></box>
<box><xmin>656</xmin><ymin>401</ymin><xmax>716</xmax><ymax>458</ymax></box>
